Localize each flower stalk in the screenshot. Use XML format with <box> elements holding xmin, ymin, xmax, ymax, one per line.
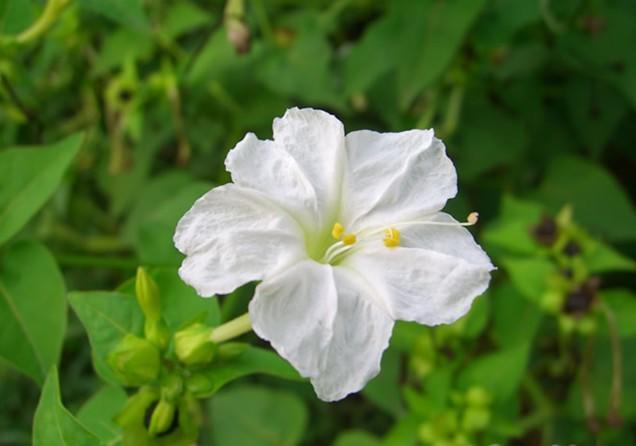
<box><xmin>210</xmin><ymin>313</ymin><xmax>252</xmax><ymax>343</ymax></box>
<box><xmin>14</xmin><ymin>0</ymin><xmax>71</xmax><ymax>45</ymax></box>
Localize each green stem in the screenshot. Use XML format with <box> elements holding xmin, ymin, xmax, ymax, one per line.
<box><xmin>210</xmin><ymin>313</ymin><xmax>252</xmax><ymax>343</ymax></box>
<box><xmin>15</xmin><ymin>0</ymin><xmax>71</xmax><ymax>45</ymax></box>
<box><xmin>601</xmin><ymin>302</ymin><xmax>623</xmax><ymax>425</ymax></box>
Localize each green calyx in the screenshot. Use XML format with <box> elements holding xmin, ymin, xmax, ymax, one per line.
<box><xmin>174</xmin><ymin>323</ymin><xmax>216</xmax><ymax>366</ymax></box>
<box><xmin>107</xmin><ymin>334</ymin><xmax>160</xmax><ymax>387</ymax></box>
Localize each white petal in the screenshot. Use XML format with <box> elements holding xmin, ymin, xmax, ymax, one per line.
<box><xmin>249</xmin><ymin>261</ymin><xmax>394</xmax><ymax>402</ymax></box>
<box><xmin>174</xmin><ymin>184</ymin><xmax>305</xmax><ymax>296</ymax></box>
<box><xmin>340</xmin><ymin>129</ymin><xmax>457</xmax><ymax>232</ymax></box>
<box><xmin>226</xmin><ymin>108</ymin><xmax>345</xmax><ymax>232</ymax></box>
<box><xmin>343</xmin><ymin>215</ymin><xmax>494</xmax><ymax>326</ymax></box>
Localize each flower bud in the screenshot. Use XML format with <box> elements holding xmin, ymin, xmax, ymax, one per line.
<box><xmin>108</xmin><ymin>334</ymin><xmax>160</xmax><ymax>386</ymax></box>
<box><xmin>161</xmin><ymin>373</ymin><xmax>184</xmax><ymax>403</ymax></box>
<box><xmin>148</xmin><ymin>399</ymin><xmax>176</xmax><ymax>437</ymax></box>
<box><xmin>186</xmin><ymin>373</ymin><xmax>216</xmax><ymax>398</ymax></box>
<box><xmin>135</xmin><ymin>267</ymin><xmax>161</xmax><ymax>321</ymax></box>
<box><xmin>461</xmin><ymin>406</ymin><xmax>491</xmax><ymax>431</ymax></box>
<box><xmin>145</xmin><ymin>318</ymin><xmax>170</xmax><ymax>350</ymax></box>
<box><xmin>465</xmin><ymin>386</ymin><xmax>491</xmax><ymax>408</ymax></box>
<box><xmin>115</xmin><ymin>386</ymin><xmax>159</xmax><ymax>428</ymax></box>
<box><xmin>174</xmin><ymin>323</ymin><xmax>216</xmax><ymax>366</ymax></box>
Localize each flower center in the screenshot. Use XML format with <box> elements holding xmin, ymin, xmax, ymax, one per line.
<box><xmin>319</xmin><ymin>212</ymin><xmax>479</xmax><ymax>265</ymax></box>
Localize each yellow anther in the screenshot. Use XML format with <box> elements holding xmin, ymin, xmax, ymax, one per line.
<box><xmin>467</xmin><ymin>212</ymin><xmax>479</xmax><ymax>225</ymax></box>
<box><xmin>342</xmin><ymin>233</ymin><xmax>357</xmax><ymax>245</ymax></box>
<box><xmin>383</xmin><ymin>227</ymin><xmax>400</xmax><ymax>248</ymax></box>
<box><xmin>331</xmin><ymin>222</ymin><xmax>344</xmax><ymax>240</ymax></box>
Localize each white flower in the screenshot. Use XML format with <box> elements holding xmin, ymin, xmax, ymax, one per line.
<box><xmin>174</xmin><ymin>108</ymin><xmax>494</xmax><ymax>401</ymax></box>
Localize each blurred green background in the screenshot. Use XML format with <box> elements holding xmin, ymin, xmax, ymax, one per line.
<box><xmin>1</xmin><ymin>0</ymin><xmax>636</xmax><ymax>445</ymax></box>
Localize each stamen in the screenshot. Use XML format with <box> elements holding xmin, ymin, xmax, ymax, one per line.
<box><xmin>467</xmin><ymin>212</ymin><xmax>479</xmax><ymax>225</ymax></box>
<box><xmin>342</xmin><ymin>233</ymin><xmax>357</xmax><ymax>245</ymax></box>
<box><xmin>383</xmin><ymin>227</ymin><xmax>400</xmax><ymax>248</ymax></box>
<box><xmin>331</xmin><ymin>222</ymin><xmax>344</xmax><ymax>240</ymax></box>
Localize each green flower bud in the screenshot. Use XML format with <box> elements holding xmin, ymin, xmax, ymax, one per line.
<box><xmin>108</xmin><ymin>334</ymin><xmax>160</xmax><ymax>386</ymax></box>
<box><xmin>186</xmin><ymin>373</ymin><xmax>216</xmax><ymax>398</ymax></box>
<box><xmin>148</xmin><ymin>399</ymin><xmax>176</xmax><ymax>437</ymax></box>
<box><xmin>174</xmin><ymin>323</ymin><xmax>216</xmax><ymax>366</ymax></box>
<box><xmin>136</xmin><ymin>267</ymin><xmax>161</xmax><ymax>321</ymax></box>
<box><xmin>161</xmin><ymin>373</ymin><xmax>184</xmax><ymax>402</ymax></box>
<box><xmin>116</xmin><ymin>386</ymin><xmax>159</xmax><ymax>428</ymax></box>
<box><xmin>558</xmin><ymin>315</ymin><xmax>576</xmax><ymax>334</ymax></box>
<box><xmin>465</xmin><ymin>386</ymin><xmax>491</xmax><ymax>408</ymax></box>
<box><xmin>461</xmin><ymin>407</ymin><xmax>491</xmax><ymax>432</ymax></box>
<box><xmin>577</xmin><ymin>315</ymin><xmax>597</xmax><ymax>334</ymax></box>
<box><xmin>418</xmin><ymin>423</ymin><xmax>435</xmax><ymax>443</ymax></box>
<box><xmin>540</xmin><ymin>291</ymin><xmax>564</xmax><ymax>314</ymax></box>
<box><xmin>145</xmin><ymin>318</ymin><xmax>170</xmax><ymax>350</ymax></box>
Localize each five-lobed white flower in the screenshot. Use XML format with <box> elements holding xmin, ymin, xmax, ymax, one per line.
<box><xmin>174</xmin><ymin>107</ymin><xmax>494</xmax><ymax>402</ymax></box>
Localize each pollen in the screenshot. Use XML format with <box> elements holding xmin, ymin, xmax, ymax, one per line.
<box><xmin>467</xmin><ymin>212</ymin><xmax>479</xmax><ymax>225</ymax></box>
<box><xmin>383</xmin><ymin>227</ymin><xmax>400</xmax><ymax>248</ymax></box>
<box><xmin>342</xmin><ymin>233</ymin><xmax>357</xmax><ymax>245</ymax></box>
<box><xmin>331</xmin><ymin>222</ymin><xmax>344</xmax><ymax>240</ymax></box>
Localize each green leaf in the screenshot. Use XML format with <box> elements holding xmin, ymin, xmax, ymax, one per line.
<box><xmin>195</xmin><ymin>343</ymin><xmax>301</xmax><ymax>398</ymax></box>
<box><xmin>454</xmin><ymin>94</ymin><xmax>527</xmax><ymax>180</ymax></box>
<box><xmin>123</xmin><ymin>173</ymin><xmax>212</xmax><ymax>266</ymax></box>
<box><xmin>68</xmin><ymin>291</ymin><xmax>143</xmax><ymax>385</ymax></box>
<box><xmin>77</xmin><ymin>0</ymin><xmax>149</xmax><ymax>31</ymax></box>
<box><xmin>32</xmin><ymin>368</ymin><xmax>99</xmax><ymax>446</ymax></box>
<box><xmin>0</xmin><ymin>133</ymin><xmax>82</xmax><ymax>246</ymax></box>
<box><xmin>458</xmin><ymin>343</ymin><xmax>530</xmax><ymax>402</ymax></box>
<box><xmin>77</xmin><ymin>386</ymin><xmax>127</xmax><ymax>444</ymax></box>
<box><xmin>0</xmin><ymin>0</ymin><xmax>37</xmax><ymax>35</ymax></box>
<box><xmin>501</xmin><ymin>257</ymin><xmax>555</xmax><ymax>302</ymax></box>
<box><xmin>334</xmin><ymin>430</ymin><xmax>381</xmax><ymax>446</ymax></box>
<box><xmin>600</xmin><ymin>289</ymin><xmax>636</xmax><ymax>338</ymax></box>
<box><xmin>584</xmin><ymin>239</ymin><xmax>636</xmax><ymax>274</ymax></box>
<box><xmin>491</xmin><ymin>283</ymin><xmax>543</xmax><ymax>348</ymax></box>
<box><xmin>382</xmin><ymin>414</ymin><xmax>420</xmax><ymax>446</ymax></box>
<box><xmin>0</xmin><ymin>241</ymin><xmax>66</xmax><ymax>383</ymax></box>
<box><xmin>397</xmin><ymin>0</ymin><xmax>488</xmax><ymax>107</ymax></box>
<box><xmin>482</xmin><ymin>195</ymin><xmax>543</xmax><ymax>256</ymax></box>
<box><xmin>537</xmin><ymin>155</ymin><xmax>636</xmax><ymax>242</ymax></box>
<box><xmin>363</xmin><ymin>347</ymin><xmax>403</xmax><ymax>417</ymax></box>
<box><xmin>208</xmin><ymin>385</ymin><xmax>307</xmax><ymax>446</ymax></box>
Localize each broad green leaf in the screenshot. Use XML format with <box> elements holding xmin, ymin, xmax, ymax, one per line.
<box><xmin>363</xmin><ymin>347</ymin><xmax>403</xmax><ymax>417</ymax></box>
<box><xmin>600</xmin><ymin>289</ymin><xmax>636</xmax><ymax>338</ymax></box>
<box><xmin>458</xmin><ymin>343</ymin><xmax>530</xmax><ymax>402</ymax></box>
<box><xmin>77</xmin><ymin>385</ymin><xmax>127</xmax><ymax>444</ymax></box>
<box><xmin>397</xmin><ymin>0</ymin><xmax>488</xmax><ymax>108</ymax></box>
<box><xmin>195</xmin><ymin>343</ymin><xmax>301</xmax><ymax>398</ymax></box>
<box><xmin>491</xmin><ymin>283</ymin><xmax>543</xmax><ymax>348</ymax></box>
<box><xmin>32</xmin><ymin>368</ymin><xmax>99</xmax><ymax>446</ymax></box>
<box><xmin>163</xmin><ymin>1</ymin><xmax>212</xmax><ymax>40</ymax></box>
<box><xmin>501</xmin><ymin>257</ymin><xmax>555</xmax><ymax>302</ymax></box>
<box><xmin>123</xmin><ymin>173</ymin><xmax>211</xmax><ymax>266</ymax></box>
<box><xmin>77</xmin><ymin>0</ymin><xmax>149</xmax><ymax>31</ymax></box>
<box><xmin>453</xmin><ymin>94</ymin><xmax>527</xmax><ymax>180</ymax></box>
<box><xmin>334</xmin><ymin>430</ymin><xmax>381</xmax><ymax>446</ymax></box>
<box><xmin>382</xmin><ymin>414</ymin><xmax>420</xmax><ymax>446</ymax></box>
<box><xmin>538</xmin><ymin>155</ymin><xmax>636</xmax><ymax>242</ymax></box>
<box><xmin>68</xmin><ymin>291</ymin><xmax>143</xmax><ymax>385</ymax></box>
<box><xmin>0</xmin><ymin>241</ymin><xmax>66</xmax><ymax>383</ymax></box>
<box><xmin>208</xmin><ymin>385</ymin><xmax>307</xmax><ymax>446</ymax></box>
<box><xmin>257</xmin><ymin>12</ymin><xmax>342</xmax><ymax>108</ymax></box>
<box><xmin>117</xmin><ymin>267</ymin><xmax>221</xmax><ymax>329</ymax></box>
<box><xmin>0</xmin><ymin>0</ymin><xmax>37</xmax><ymax>34</ymax></box>
<box><xmin>462</xmin><ymin>292</ymin><xmax>491</xmax><ymax>339</ymax></box>
<box><xmin>0</xmin><ymin>133</ymin><xmax>82</xmax><ymax>245</ymax></box>
<box><xmin>482</xmin><ymin>195</ymin><xmax>543</xmax><ymax>257</ymax></box>
<box><xmin>584</xmin><ymin>239</ymin><xmax>636</xmax><ymax>274</ymax></box>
